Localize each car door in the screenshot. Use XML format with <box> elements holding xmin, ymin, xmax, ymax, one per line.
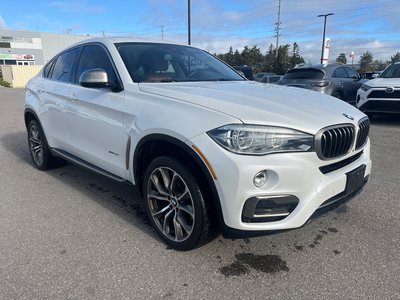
<box><xmin>65</xmin><ymin>44</ymin><xmax>126</xmax><ymax>178</ymax></box>
<box><xmin>344</xmin><ymin>67</ymin><xmax>362</xmax><ymax>105</ymax></box>
<box><xmin>331</xmin><ymin>67</ymin><xmax>355</xmax><ymax>103</ymax></box>
<box><xmin>36</xmin><ymin>47</ymin><xmax>80</xmax><ymax>149</ymax></box>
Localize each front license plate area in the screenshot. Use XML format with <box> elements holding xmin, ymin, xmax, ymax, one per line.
<box><xmin>345</xmin><ymin>164</ymin><xmax>366</xmax><ymax>194</ymax></box>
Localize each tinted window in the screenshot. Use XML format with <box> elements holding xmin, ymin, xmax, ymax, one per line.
<box><xmin>332</xmin><ymin>67</ymin><xmax>347</xmax><ymax>78</ymax></box>
<box><xmin>51</xmin><ymin>48</ymin><xmax>80</xmax><ymax>82</ymax></box>
<box><xmin>344</xmin><ymin>67</ymin><xmax>359</xmax><ymax>79</ymax></box>
<box><xmin>283</xmin><ymin>68</ymin><xmax>324</xmax><ymax>79</ymax></box>
<box><xmin>116</xmin><ymin>43</ymin><xmax>244</xmax><ymax>83</ymax></box>
<box><xmin>75</xmin><ymin>45</ymin><xmax>117</xmax><ymax>85</ymax></box>
<box><xmin>380</xmin><ymin>63</ymin><xmax>400</xmax><ymax>78</ymax></box>
<box><xmin>43</xmin><ymin>60</ymin><xmax>55</xmax><ymax>78</ymax></box>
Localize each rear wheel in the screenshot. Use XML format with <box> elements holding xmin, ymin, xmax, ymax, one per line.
<box><xmin>27</xmin><ymin>120</ymin><xmax>65</xmax><ymax>170</ymax></box>
<box><xmin>143</xmin><ymin>156</ymin><xmax>215</xmax><ymax>250</ymax></box>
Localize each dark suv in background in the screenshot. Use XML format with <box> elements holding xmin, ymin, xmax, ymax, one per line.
<box><xmin>278</xmin><ymin>63</ymin><xmax>366</xmax><ymax>105</ymax></box>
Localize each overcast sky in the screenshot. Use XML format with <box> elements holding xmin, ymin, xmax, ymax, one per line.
<box><xmin>1</xmin><ymin>0</ymin><xmax>399</xmax><ymax>64</ymax></box>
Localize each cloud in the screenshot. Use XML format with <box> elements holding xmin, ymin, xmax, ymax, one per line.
<box><xmin>0</xmin><ymin>14</ymin><xmax>7</xmax><ymax>29</ymax></box>
<box><xmin>47</xmin><ymin>1</ymin><xmax>105</xmax><ymax>13</ymax></box>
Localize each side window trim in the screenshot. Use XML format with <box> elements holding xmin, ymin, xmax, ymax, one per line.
<box><xmin>48</xmin><ymin>46</ymin><xmax>81</xmax><ymax>83</ymax></box>
<box><xmin>43</xmin><ymin>59</ymin><xmax>56</xmax><ymax>79</ymax></box>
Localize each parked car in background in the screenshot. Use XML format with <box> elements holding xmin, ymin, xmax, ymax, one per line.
<box><xmin>357</xmin><ymin>62</ymin><xmax>400</xmax><ymax>117</ymax></box>
<box><xmin>254</xmin><ymin>72</ymin><xmax>276</xmax><ymax>82</ymax></box>
<box><xmin>259</xmin><ymin>74</ymin><xmax>282</xmax><ymax>84</ymax></box>
<box><xmin>278</xmin><ymin>63</ymin><xmax>367</xmax><ymax>105</ymax></box>
<box><xmin>24</xmin><ymin>38</ymin><xmax>371</xmax><ymax>250</ymax></box>
<box><xmin>359</xmin><ymin>71</ymin><xmax>382</xmax><ymax>80</ymax></box>
<box><xmin>232</xmin><ymin>65</ymin><xmax>254</xmax><ymax>80</ymax></box>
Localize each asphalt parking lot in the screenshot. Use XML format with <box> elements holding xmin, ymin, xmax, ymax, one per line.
<box><xmin>1</xmin><ymin>87</ymin><xmax>399</xmax><ymax>299</ymax></box>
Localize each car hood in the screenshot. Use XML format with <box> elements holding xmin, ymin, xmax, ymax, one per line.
<box><xmin>138</xmin><ymin>81</ymin><xmax>365</xmax><ymax>134</ymax></box>
<box><xmin>365</xmin><ymin>78</ymin><xmax>400</xmax><ymax>87</ymax></box>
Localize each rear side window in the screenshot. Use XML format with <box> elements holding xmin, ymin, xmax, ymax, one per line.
<box><xmin>43</xmin><ymin>60</ymin><xmax>55</xmax><ymax>78</ymax></box>
<box><xmin>75</xmin><ymin>44</ymin><xmax>118</xmax><ymax>85</ymax></box>
<box><xmin>283</xmin><ymin>68</ymin><xmax>324</xmax><ymax>80</ymax></box>
<box><xmin>51</xmin><ymin>48</ymin><xmax>80</xmax><ymax>82</ymax></box>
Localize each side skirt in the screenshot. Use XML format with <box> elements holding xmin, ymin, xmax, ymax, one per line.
<box><xmin>50</xmin><ymin>148</ymin><xmax>126</xmax><ymax>183</ymax></box>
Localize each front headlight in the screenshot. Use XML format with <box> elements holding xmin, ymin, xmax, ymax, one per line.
<box><xmin>207</xmin><ymin>124</ymin><xmax>314</xmax><ymax>155</ymax></box>
<box><xmin>360</xmin><ymin>83</ymin><xmax>371</xmax><ymax>92</ymax></box>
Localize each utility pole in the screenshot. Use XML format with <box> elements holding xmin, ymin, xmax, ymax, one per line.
<box><xmin>318</xmin><ymin>13</ymin><xmax>334</xmax><ymax>64</ymax></box>
<box><xmin>188</xmin><ymin>0</ymin><xmax>191</xmax><ymax>45</ymax></box>
<box><xmin>102</xmin><ymin>31</ymin><xmax>105</xmax><ymax>37</ymax></box>
<box><xmin>160</xmin><ymin>25</ymin><xmax>164</xmax><ymax>40</ymax></box>
<box><xmin>275</xmin><ymin>0</ymin><xmax>281</xmax><ymax>58</ymax></box>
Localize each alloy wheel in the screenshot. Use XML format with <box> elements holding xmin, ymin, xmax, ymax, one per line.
<box><xmin>29</xmin><ymin>124</ymin><xmax>44</xmax><ymax>166</ymax></box>
<box><xmin>146</xmin><ymin>166</ymin><xmax>195</xmax><ymax>242</ymax></box>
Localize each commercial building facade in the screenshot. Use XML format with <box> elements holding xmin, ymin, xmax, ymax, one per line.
<box><xmin>0</xmin><ymin>29</ymin><xmax>90</xmax><ymax>66</ymax></box>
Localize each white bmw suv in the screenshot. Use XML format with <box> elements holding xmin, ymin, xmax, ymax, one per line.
<box><xmin>25</xmin><ymin>37</ymin><xmax>371</xmax><ymax>250</ymax></box>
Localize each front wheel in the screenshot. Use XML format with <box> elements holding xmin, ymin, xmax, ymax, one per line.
<box><xmin>143</xmin><ymin>156</ymin><xmax>216</xmax><ymax>250</ymax></box>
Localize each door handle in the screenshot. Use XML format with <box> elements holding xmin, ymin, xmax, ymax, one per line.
<box><xmin>66</xmin><ymin>94</ymin><xmax>78</xmax><ymax>101</ymax></box>
<box><xmin>38</xmin><ymin>88</ymin><xmax>46</xmax><ymax>94</ymax></box>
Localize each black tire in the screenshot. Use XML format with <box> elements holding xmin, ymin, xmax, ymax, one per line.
<box><xmin>366</xmin><ymin>112</ymin><xmax>374</xmax><ymax>120</ymax></box>
<box><xmin>27</xmin><ymin>120</ymin><xmax>66</xmax><ymax>170</ymax></box>
<box><xmin>143</xmin><ymin>156</ymin><xmax>216</xmax><ymax>251</ymax></box>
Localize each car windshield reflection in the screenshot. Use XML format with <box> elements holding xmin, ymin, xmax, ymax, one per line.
<box><xmin>116</xmin><ymin>43</ymin><xmax>245</xmax><ymax>83</ymax></box>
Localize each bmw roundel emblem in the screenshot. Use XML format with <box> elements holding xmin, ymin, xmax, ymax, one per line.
<box><xmin>343</xmin><ymin>113</ymin><xmax>354</xmax><ymax>120</ymax></box>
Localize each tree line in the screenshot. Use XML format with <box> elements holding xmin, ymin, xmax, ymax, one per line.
<box><xmin>216</xmin><ymin>43</ymin><xmax>305</xmax><ymax>75</ymax></box>
<box><xmin>215</xmin><ymin>42</ymin><xmax>400</xmax><ymax>74</ymax></box>
<box><xmin>337</xmin><ymin>51</ymin><xmax>400</xmax><ymax>73</ymax></box>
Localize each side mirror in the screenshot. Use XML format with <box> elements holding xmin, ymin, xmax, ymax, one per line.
<box><xmin>79</xmin><ymin>68</ymin><xmax>108</xmax><ymax>88</ymax></box>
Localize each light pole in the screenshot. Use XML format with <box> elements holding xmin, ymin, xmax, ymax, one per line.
<box><xmin>318</xmin><ymin>13</ymin><xmax>334</xmax><ymax>64</ymax></box>
<box><xmin>188</xmin><ymin>0</ymin><xmax>191</xmax><ymax>45</ymax></box>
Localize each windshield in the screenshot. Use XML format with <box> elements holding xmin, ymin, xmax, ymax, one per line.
<box><xmin>115</xmin><ymin>43</ymin><xmax>244</xmax><ymax>83</ymax></box>
<box><xmin>283</xmin><ymin>68</ymin><xmax>325</xmax><ymax>80</ymax></box>
<box><xmin>379</xmin><ymin>63</ymin><xmax>400</xmax><ymax>78</ymax></box>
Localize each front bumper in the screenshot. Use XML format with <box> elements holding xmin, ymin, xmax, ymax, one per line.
<box><xmin>190</xmin><ymin>134</ymin><xmax>371</xmax><ymax>232</ymax></box>
<box><xmin>357</xmin><ymin>89</ymin><xmax>400</xmax><ymax>113</ymax></box>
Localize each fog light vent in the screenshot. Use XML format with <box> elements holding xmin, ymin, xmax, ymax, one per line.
<box><xmin>242</xmin><ymin>195</ymin><xmax>299</xmax><ymax>223</ymax></box>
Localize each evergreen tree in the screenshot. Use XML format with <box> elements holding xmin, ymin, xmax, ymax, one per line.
<box><xmin>290</xmin><ymin>42</ymin><xmax>305</xmax><ymax>68</ymax></box>
<box><xmin>232</xmin><ymin>49</ymin><xmax>243</xmax><ymax>66</ymax></box>
<box><xmin>225</xmin><ymin>47</ymin><xmax>234</xmax><ymax>65</ymax></box>
<box><xmin>336</xmin><ymin>53</ymin><xmax>347</xmax><ymax>64</ymax></box>
<box><xmin>273</xmin><ymin>44</ymin><xmax>291</xmax><ymax>74</ymax></box>
<box><xmin>389</xmin><ymin>52</ymin><xmax>400</xmax><ymax>64</ymax></box>
<box><xmin>262</xmin><ymin>44</ymin><xmax>276</xmax><ymax>72</ymax></box>
<box><xmin>359</xmin><ymin>51</ymin><xmax>374</xmax><ymax>73</ymax></box>
<box><xmin>373</xmin><ymin>60</ymin><xmax>387</xmax><ymax>71</ymax></box>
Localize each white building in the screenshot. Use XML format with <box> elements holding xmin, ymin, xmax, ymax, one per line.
<box><xmin>0</xmin><ymin>29</ymin><xmax>90</xmax><ymax>66</ymax></box>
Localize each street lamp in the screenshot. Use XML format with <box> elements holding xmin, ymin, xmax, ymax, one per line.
<box><xmin>188</xmin><ymin>0</ymin><xmax>191</xmax><ymax>45</ymax></box>
<box><xmin>318</xmin><ymin>13</ymin><xmax>334</xmax><ymax>64</ymax></box>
